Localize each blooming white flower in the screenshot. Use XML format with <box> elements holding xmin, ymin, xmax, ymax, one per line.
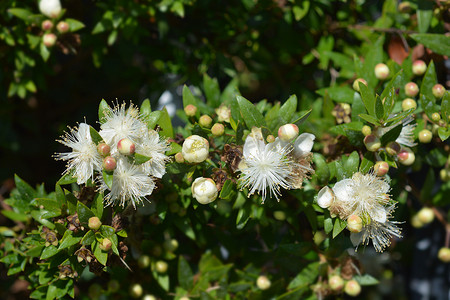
<box><xmin>137</xmin><ymin>130</ymin><xmax>171</xmax><ymax>178</ymax></box>
<box><xmin>191</xmin><ymin>177</ymin><xmax>218</xmax><ymax>204</ymax></box>
<box><xmin>215</xmin><ymin>105</ymin><xmax>231</xmax><ymax>123</ymax></box>
<box><xmin>100</xmin><ymin>157</ymin><xmax>155</xmax><ymax>208</ymax></box>
<box><xmin>99</xmin><ymin>103</ymin><xmax>148</xmax><ymax>155</ymax></box>
<box><xmin>182</xmin><ymin>135</ymin><xmax>209</xmax><ymax>163</ymax></box>
<box><xmin>55</xmin><ymin>123</ymin><xmax>102</xmax><ymax>185</ymax></box>
<box><xmin>39</xmin><ymin>0</ymin><xmax>62</xmax><ymax>18</ymax></box>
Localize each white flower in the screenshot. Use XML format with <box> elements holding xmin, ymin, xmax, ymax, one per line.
<box><xmin>215</xmin><ymin>105</ymin><xmax>231</xmax><ymax>123</ymax></box>
<box><xmin>182</xmin><ymin>135</ymin><xmax>209</xmax><ymax>163</ymax></box>
<box><xmin>137</xmin><ymin>130</ymin><xmax>171</xmax><ymax>178</ymax></box>
<box><xmin>100</xmin><ymin>157</ymin><xmax>155</xmax><ymax>208</ymax></box>
<box><xmin>99</xmin><ymin>103</ymin><xmax>148</xmax><ymax>155</ymax></box>
<box><xmin>191</xmin><ymin>177</ymin><xmax>218</xmax><ymax>204</ymax></box>
<box><xmin>39</xmin><ymin>0</ymin><xmax>62</xmax><ymax>18</ymax></box>
<box><xmin>55</xmin><ymin>123</ymin><xmax>102</xmax><ymax>185</ymax></box>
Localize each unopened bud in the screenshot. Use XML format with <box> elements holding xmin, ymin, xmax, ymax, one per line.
<box><xmin>43</xmin><ymin>33</ymin><xmax>57</xmax><ymax>47</ymax></box>
<box><xmin>278</xmin><ymin>124</ymin><xmax>299</xmax><ymax>142</ymax></box>
<box><xmin>97</xmin><ymin>143</ymin><xmax>111</xmax><ymax>156</ymax></box>
<box><xmin>211</xmin><ymin>123</ymin><xmax>225</xmax><ymax>137</ymax></box>
<box><xmin>417</xmin><ymin>207</ymin><xmax>434</xmax><ymax>224</ymax></box>
<box><xmin>184</xmin><ymin>104</ymin><xmax>197</xmax><ymax>117</ymax></box>
<box><xmin>175</xmin><ymin>152</ymin><xmax>184</xmax><ymax>163</ymax></box>
<box><xmin>39</xmin><ymin>0</ymin><xmax>62</xmax><ymax>18</ymax></box>
<box><xmin>438</xmin><ymin>247</ymin><xmax>450</xmax><ymax>263</ymax></box>
<box><xmin>88</xmin><ymin>216</ymin><xmax>102</xmax><ymax>230</ymax></box>
<box><xmin>374</xmin><ymin>63</ymin><xmax>390</xmax><ymax>80</ymax></box>
<box><xmin>100</xmin><ymin>238</ymin><xmax>112</xmax><ymax>251</ymax></box>
<box><xmin>191</xmin><ymin>177</ymin><xmax>218</xmax><ymax>204</ymax></box>
<box><xmin>364</xmin><ymin>134</ymin><xmax>381</xmax><ymax>152</ymax></box>
<box><xmin>41</xmin><ymin>20</ymin><xmax>53</xmax><ymax>31</ymax></box>
<box><xmin>155</xmin><ymin>260</ymin><xmax>168</xmax><ymax>273</ymax></box>
<box><xmin>398</xmin><ymin>147</ymin><xmax>415</xmax><ymax>166</ymax></box>
<box><xmin>432</xmin><ymin>84</ymin><xmax>445</xmax><ymax>99</ymax></box>
<box><xmin>329</xmin><ymin>275</ymin><xmax>345</xmax><ymax>291</ymax></box>
<box><xmin>56</xmin><ymin>21</ymin><xmax>69</xmax><ymax>33</ymax></box>
<box><xmin>411</xmin><ymin>214</ymin><xmax>424</xmax><ymax>228</ymax></box>
<box><xmin>117</xmin><ymin>138</ymin><xmax>135</xmax><ymax>155</ymax></box>
<box><xmin>344</xmin><ymin>280</ymin><xmax>361</xmax><ymax>297</ymax></box>
<box><xmin>163</xmin><ymin>239</ymin><xmax>179</xmax><ymax>252</ymax></box>
<box><xmin>103</xmin><ymin>156</ymin><xmax>117</xmax><ymax>171</ymax></box>
<box><xmin>347</xmin><ymin>215</ymin><xmax>363</xmax><ymax>233</ymax></box>
<box><xmin>317</xmin><ymin>186</ymin><xmax>334</xmax><ymax>209</ymax></box>
<box><xmin>431</xmin><ymin>112</ymin><xmax>441</xmax><ymax>122</ymax></box>
<box><xmin>143</xmin><ymin>295</ymin><xmax>157</xmax><ymax>300</ymax></box>
<box><xmin>404</xmin><ymin>82</ymin><xmax>419</xmax><ymax>97</ymax></box>
<box><xmin>256</xmin><ymin>275</ymin><xmax>271</xmax><ymax>290</ymax></box>
<box><xmin>402</xmin><ymin>98</ymin><xmax>417</xmax><ymax>111</ymax></box>
<box><xmin>129</xmin><ymin>283</ymin><xmax>143</xmax><ymax>298</ymax></box>
<box><xmin>266</xmin><ymin>135</ymin><xmax>275</xmax><ymax>143</ymax></box>
<box><xmin>386</xmin><ymin>141</ymin><xmax>401</xmax><ymax>156</ymax></box>
<box><xmin>418</xmin><ymin>129</ymin><xmax>432</xmax><ymax>143</ymax></box>
<box><xmin>440</xmin><ymin>168</ymin><xmax>450</xmax><ymax>182</ymax></box>
<box><xmin>412</xmin><ymin>60</ymin><xmax>427</xmax><ymax>76</ymax></box>
<box><xmin>199</xmin><ymin>115</ymin><xmax>212</xmax><ymax>128</ymax></box>
<box><xmin>138</xmin><ymin>255</ymin><xmax>151</xmax><ymax>269</ymax></box>
<box><xmin>374</xmin><ymin>161</ymin><xmax>389</xmax><ymax>176</ymax></box>
<box><xmin>361</xmin><ymin>125</ymin><xmax>372</xmax><ymax>136</ymax></box>
<box><xmin>215</xmin><ymin>105</ymin><xmax>231</xmax><ymax>123</ymax></box>
<box><xmin>182</xmin><ymin>135</ymin><xmax>209</xmax><ymax>163</ymax></box>
<box><xmin>352</xmin><ymin>78</ymin><xmax>367</xmax><ymax>92</ymax></box>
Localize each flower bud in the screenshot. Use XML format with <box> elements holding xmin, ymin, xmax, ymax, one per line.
<box><xmin>103</xmin><ymin>156</ymin><xmax>117</xmax><ymax>171</ymax></box>
<box><xmin>431</xmin><ymin>113</ymin><xmax>441</xmax><ymax>122</ymax></box>
<box><xmin>432</xmin><ymin>84</ymin><xmax>445</xmax><ymax>99</ymax></box>
<box><xmin>344</xmin><ymin>280</ymin><xmax>361</xmax><ymax>297</ymax></box>
<box><xmin>402</xmin><ymin>98</ymin><xmax>417</xmax><ymax>111</ymax></box>
<box><xmin>386</xmin><ymin>141</ymin><xmax>401</xmax><ymax>156</ymax></box>
<box><xmin>88</xmin><ymin>216</ymin><xmax>102</xmax><ymax>230</ymax></box>
<box><xmin>175</xmin><ymin>152</ymin><xmax>184</xmax><ymax>163</ymax></box>
<box><xmin>211</xmin><ymin>123</ymin><xmax>225</xmax><ymax>137</ymax></box>
<box><xmin>39</xmin><ymin>0</ymin><xmax>62</xmax><ymax>18</ymax></box>
<box><xmin>100</xmin><ymin>238</ymin><xmax>112</xmax><ymax>251</ymax></box>
<box><xmin>43</xmin><ymin>33</ymin><xmax>57</xmax><ymax>47</ymax></box>
<box><xmin>317</xmin><ymin>186</ymin><xmax>334</xmax><ymax>209</ymax></box>
<box><xmin>374</xmin><ymin>63</ymin><xmax>390</xmax><ymax>80</ymax></box>
<box><xmin>412</xmin><ymin>60</ymin><xmax>427</xmax><ymax>76</ymax></box>
<box><xmin>347</xmin><ymin>215</ymin><xmax>363</xmax><ymax>233</ymax></box>
<box><xmin>329</xmin><ymin>275</ymin><xmax>345</xmax><ymax>291</ymax></box>
<box><xmin>417</xmin><ymin>207</ymin><xmax>434</xmax><ymax>224</ymax></box>
<box><xmin>41</xmin><ymin>20</ymin><xmax>54</xmax><ymax>31</ymax></box>
<box><xmin>129</xmin><ymin>283</ymin><xmax>143</xmax><ymax>299</ymax></box>
<box><xmin>191</xmin><ymin>177</ymin><xmax>218</xmax><ymax>204</ymax></box>
<box><xmin>97</xmin><ymin>143</ymin><xmax>111</xmax><ymax>156</ymax></box>
<box><xmin>184</xmin><ymin>104</ymin><xmax>197</xmax><ymax>117</ymax></box>
<box><xmin>404</xmin><ymin>82</ymin><xmax>419</xmax><ymax>97</ymax></box>
<box><xmin>374</xmin><ymin>161</ymin><xmax>389</xmax><ymax>176</ymax></box>
<box><xmin>398</xmin><ymin>2</ymin><xmax>412</xmax><ymax>13</ymax></box>
<box><xmin>138</xmin><ymin>255</ymin><xmax>151</xmax><ymax>269</ymax></box>
<box><xmin>361</xmin><ymin>125</ymin><xmax>372</xmax><ymax>136</ymax></box>
<box><xmin>215</xmin><ymin>105</ymin><xmax>231</xmax><ymax>123</ymax></box>
<box><xmin>438</xmin><ymin>247</ymin><xmax>450</xmax><ymax>263</ymax></box>
<box><xmin>256</xmin><ymin>275</ymin><xmax>271</xmax><ymax>290</ymax></box>
<box><xmin>440</xmin><ymin>168</ymin><xmax>450</xmax><ymax>182</ymax></box>
<box><xmin>266</xmin><ymin>135</ymin><xmax>275</xmax><ymax>143</ymax></box>
<box><xmin>56</xmin><ymin>21</ymin><xmax>70</xmax><ymax>33</ymax></box>
<box><xmin>182</xmin><ymin>135</ymin><xmax>209</xmax><ymax>163</ymax></box>
<box><xmin>398</xmin><ymin>147</ymin><xmax>415</xmax><ymax>166</ymax></box>
<box><xmin>352</xmin><ymin>78</ymin><xmax>367</xmax><ymax>92</ymax></box>
<box><xmin>278</xmin><ymin>124</ymin><xmax>299</xmax><ymax>142</ymax></box>
<box><xmin>155</xmin><ymin>260</ymin><xmax>168</xmax><ymax>273</ymax></box>
<box><xmin>418</xmin><ymin>129</ymin><xmax>432</xmax><ymax>143</ymax></box>
<box><xmin>143</xmin><ymin>295</ymin><xmax>157</xmax><ymax>300</ymax></box>
<box><xmin>163</xmin><ymin>239</ymin><xmax>179</xmax><ymax>252</ymax></box>
<box><xmin>117</xmin><ymin>138</ymin><xmax>135</xmax><ymax>155</ymax></box>
<box><xmin>411</xmin><ymin>214</ymin><xmax>424</xmax><ymax>228</ymax></box>
<box><xmin>364</xmin><ymin>134</ymin><xmax>381</xmax><ymax>152</ymax></box>
<box><xmin>199</xmin><ymin>115</ymin><xmax>212</xmax><ymax>128</ymax></box>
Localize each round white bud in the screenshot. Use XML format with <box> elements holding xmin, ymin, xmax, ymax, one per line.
<box><xmin>278</xmin><ymin>124</ymin><xmax>299</xmax><ymax>142</ymax></box>
<box><xmin>39</xmin><ymin>0</ymin><xmax>62</xmax><ymax>18</ymax></box>
<box><xmin>191</xmin><ymin>177</ymin><xmax>218</xmax><ymax>204</ymax></box>
<box><xmin>182</xmin><ymin>135</ymin><xmax>209</xmax><ymax>163</ymax></box>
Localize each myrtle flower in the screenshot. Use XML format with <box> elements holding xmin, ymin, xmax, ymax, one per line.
<box><xmin>238</xmin><ymin>127</ymin><xmax>314</xmax><ymax>203</ymax></box>
<box><xmin>100</xmin><ymin>158</ymin><xmax>155</xmax><ymax>208</ymax></box>
<box><xmin>39</xmin><ymin>0</ymin><xmax>61</xmax><ymax>18</ymax></box>
<box><xmin>99</xmin><ymin>103</ymin><xmax>148</xmax><ymax>154</ymax></box>
<box><xmin>136</xmin><ymin>130</ymin><xmax>171</xmax><ymax>178</ymax></box>
<box><xmin>317</xmin><ymin>171</ymin><xmax>402</xmax><ymax>252</ymax></box>
<box><xmin>55</xmin><ymin>123</ymin><xmax>102</xmax><ymax>185</ymax></box>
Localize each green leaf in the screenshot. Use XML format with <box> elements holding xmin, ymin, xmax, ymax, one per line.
<box><xmin>359</xmin><ymin>114</ymin><xmax>380</xmax><ymax>126</ymax></box>
<box><xmin>58</xmin><ymin>230</ymin><xmax>81</xmax><ymax>250</ymax></box>
<box><xmin>57</xmin><ymin>169</ymin><xmax>77</xmax><ymax>185</ymax></box>
<box><xmin>47</xmin><ymin>284</ymin><xmax>57</xmax><ymax>300</ymax></box>
<box><xmin>40</xmin><ymin>42</ymin><xmax>50</xmax><ymax>62</ymax></box>
<box><xmin>293</xmin><ymin>109</ymin><xmax>312</xmax><ymax>127</ymax></box>
<box><xmin>278</xmin><ymin>95</ymin><xmax>298</xmax><ymax>124</ymax></box>
<box><xmin>313</xmin><ymin>153</ymin><xmax>329</xmax><ymax>184</ymax></box>
<box><xmin>8</xmin><ymin>8</ymin><xmax>33</xmax><ymax>21</ymax></box>
<box><xmin>316</xmin><ymin>86</ymin><xmax>354</xmax><ymax>103</ymax></box>
<box><xmin>31</xmin><ymin>210</ymin><xmax>55</xmax><ymax>229</ymax></box>
<box><xmin>102</xmin><ymin>170</ymin><xmax>113</xmax><ymax>189</ymax></box>
<box><xmin>134</xmin><ymin>153</ymin><xmax>151</xmax><ymax>164</ymax></box>
<box><xmin>359</xmin><ymin>82</ymin><xmax>376</xmax><ymax>116</ymax></box>
<box><xmin>91</xmin><ymin>192</ymin><xmax>104</xmax><ymax>219</ymax></box>
<box><xmin>380</xmin><ymin>70</ymin><xmax>405</xmax><ymax>100</ymax></box>
<box><xmin>361</xmin><ymin>36</ymin><xmax>384</xmax><ymax>89</ymax></box>
<box><xmin>382</xmin><ymin>88</ymin><xmax>397</xmax><ymax>120</ymax></box>
<box><xmin>178</xmin><ymin>256</ymin><xmax>194</xmax><ymax>290</ymax></box>
<box><xmin>89</xmin><ymin>126</ymin><xmax>103</xmax><ymax>144</ymax></box>
<box><xmin>65</xmin><ymin>18</ymin><xmax>85</xmax><ymax>32</ymax></box>
<box><xmin>219</xmin><ymin>180</ymin><xmax>235</xmax><ymax>200</ymax></box>
<box><xmin>40</xmin><ymin>245</ymin><xmax>60</xmax><ymax>260</ymax></box>
<box><xmin>287</xmin><ymin>262</ymin><xmax>320</xmax><ymax>289</ymax></box>
<box><xmin>354</xmin><ymin>274</ymin><xmax>379</xmax><ymax>285</ymax></box>
<box><xmin>237</xmin><ymin>96</ymin><xmax>266</xmax><ymax>129</ymax></box>
<box><xmin>203</xmin><ymin>74</ymin><xmax>221</xmax><ymax>107</ymax></box>
<box><xmin>182</xmin><ymin>85</ymin><xmax>198</xmax><ymax>108</ymax></box>
<box><xmin>438</xmin><ymin>127</ymin><xmax>450</xmax><ymax>141</ymax></box>
<box><xmin>351</xmin><ymin>92</ymin><xmax>366</xmax><ymax>122</ymax></box>
<box><xmin>98</xmin><ymin>99</ymin><xmax>110</xmax><ymax>124</ymax></box>
<box><xmin>1</xmin><ymin>210</ymin><xmax>29</xmax><ymax>222</ymax></box>
<box><xmin>324</xmin><ymin>217</ymin><xmax>333</xmax><ymax>234</ymax></box>
<box><xmin>344</xmin><ymin>151</ymin><xmax>360</xmax><ymax>177</ymax></box>
<box><xmin>421</xmin><ymin>61</ymin><xmax>437</xmax><ymax>98</ymax></box>
<box><xmin>332</xmin><ymin>218</ymin><xmax>347</xmax><ymax>238</ymax></box>
<box><xmin>158</xmin><ymin>107</ymin><xmax>174</xmax><ymax>138</ymax></box>
<box><xmin>419</xmin><ymin>94</ymin><xmax>439</xmax><ymax>120</ymax></box>
<box><xmin>77</xmin><ymin>201</ymin><xmax>95</xmax><ymax>224</ymax></box>
<box><xmin>81</xmin><ymin>230</ymin><xmax>95</xmax><ymax>245</ymax></box>
<box><xmin>100</xmin><ymin>225</ymin><xmax>119</xmax><ymax>256</ymax></box>
<box><xmin>92</xmin><ymin>240</ymin><xmax>108</xmax><ymax>266</ymax></box>
<box><xmin>236</xmin><ymin>206</ymin><xmax>251</xmax><ymax>229</ymax></box>
<box><xmin>417</xmin><ymin>0</ymin><xmax>433</xmax><ymax>33</ymax></box>
<box><xmin>442</xmin><ymin>92</ymin><xmax>450</xmax><ymax>122</ymax></box>
<box><xmin>375</xmin><ymin>96</ymin><xmax>384</xmax><ymax>120</ymax></box>
<box><xmin>380</xmin><ymin>123</ymin><xmax>402</xmax><ymax>145</ymax></box>
<box><xmin>410</xmin><ymin>34</ymin><xmax>450</xmax><ymax>56</ymax></box>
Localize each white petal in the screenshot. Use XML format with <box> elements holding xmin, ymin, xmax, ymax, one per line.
<box><xmin>332</xmin><ymin>179</ymin><xmax>353</xmax><ymax>202</ymax></box>
<box><xmin>371</xmin><ymin>207</ymin><xmax>387</xmax><ymax>223</ymax></box>
<box><xmin>350</xmin><ymin>231</ymin><xmax>364</xmax><ymax>246</ymax></box>
<box><xmin>243</xmin><ymin>134</ymin><xmax>264</xmax><ymax>158</ymax></box>
<box><xmin>317</xmin><ymin>186</ymin><xmax>335</xmax><ymax>208</ymax></box>
<box><xmin>293</xmin><ymin>133</ymin><xmax>315</xmax><ymax>157</ymax></box>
